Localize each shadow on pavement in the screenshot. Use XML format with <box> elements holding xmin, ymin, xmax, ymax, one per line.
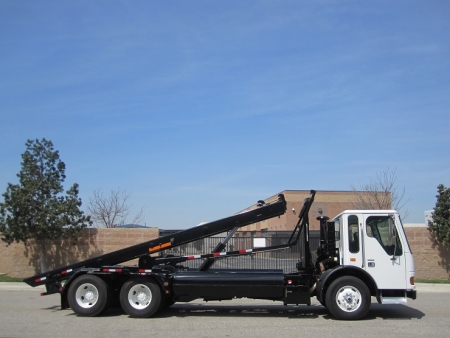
<box><xmin>364</xmin><ymin>303</ymin><xmax>425</xmax><ymax>320</ymax></box>
<box><xmin>94</xmin><ymin>302</ymin><xmax>425</xmax><ymax>321</ymax></box>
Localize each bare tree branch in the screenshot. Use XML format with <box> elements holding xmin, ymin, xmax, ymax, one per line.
<box><xmin>131</xmin><ymin>206</ymin><xmax>146</xmax><ymax>225</ymax></box>
<box><xmin>350</xmin><ymin>168</ymin><xmax>410</xmax><ymax>219</ymax></box>
<box><xmin>87</xmin><ymin>189</ymin><xmax>146</xmax><ymax>228</ymax></box>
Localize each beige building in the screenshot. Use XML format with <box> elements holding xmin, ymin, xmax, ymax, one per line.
<box><xmin>237</xmin><ymin>190</ymin><xmax>378</xmax><ymax>234</ymax></box>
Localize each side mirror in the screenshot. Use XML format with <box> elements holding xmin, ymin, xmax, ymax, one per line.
<box><xmin>388</xmin><ymin>216</ymin><xmax>398</xmax><ymax>259</ymax></box>
<box><xmin>388</xmin><ymin>216</ymin><xmax>396</xmax><ymax>238</ymax></box>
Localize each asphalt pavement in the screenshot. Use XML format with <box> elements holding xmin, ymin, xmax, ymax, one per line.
<box><xmin>1</xmin><ymin>283</ymin><xmax>450</xmax><ymax>338</ymax></box>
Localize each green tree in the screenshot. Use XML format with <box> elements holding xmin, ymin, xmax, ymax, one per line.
<box><xmin>428</xmin><ymin>184</ymin><xmax>450</xmax><ymax>246</ymax></box>
<box><xmin>0</xmin><ymin>139</ymin><xmax>91</xmax><ymax>273</ymax></box>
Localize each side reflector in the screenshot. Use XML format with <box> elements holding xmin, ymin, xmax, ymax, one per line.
<box><xmin>350</xmin><ymin>258</ymin><xmax>356</xmax><ymax>262</ymax></box>
<box><xmin>102</xmin><ymin>268</ymin><xmax>123</xmax><ymax>273</ymax></box>
<box><xmin>149</xmin><ymin>242</ymin><xmax>172</xmax><ymax>253</ymax></box>
<box><xmin>410</xmin><ymin>277</ymin><xmax>415</xmax><ymax>285</ymax></box>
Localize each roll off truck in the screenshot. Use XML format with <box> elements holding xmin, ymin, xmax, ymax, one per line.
<box><xmin>24</xmin><ymin>190</ymin><xmax>416</xmax><ymax>320</ymax></box>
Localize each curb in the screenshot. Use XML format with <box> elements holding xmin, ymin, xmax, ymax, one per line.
<box><xmin>415</xmin><ymin>283</ymin><xmax>450</xmax><ymax>293</ymax></box>
<box><xmin>0</xmin><ymin>282</ymin><xmax>45</xmax><ymax>291</ymax></box>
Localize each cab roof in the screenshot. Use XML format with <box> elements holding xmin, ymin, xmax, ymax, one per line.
<box><xmin>333</xmin><ymin>210</ymin><xmax>398</xmax><ymax>219</ymax></box>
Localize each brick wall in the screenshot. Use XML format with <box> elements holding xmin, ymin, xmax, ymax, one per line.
<box><xmin>1</xmin><ymin>226</ymin><xmax>449</xmax><ymax>280</ymax></box>
<box><xmin>404</xmin><ymin>226</ymin><xmax>450</xmax><ymax>280</ymax></box>
<box><xmin>0</xmin><ymin>228</ymin><xmax>159</xmax><ymax>278</ymax></box>
<box><xmin>239</xmin><ymin>190</ymin><xmax>374</xmax><ymax>232</ymax></box>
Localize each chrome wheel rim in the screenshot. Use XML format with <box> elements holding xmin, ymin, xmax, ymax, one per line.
<box><xmin>128</xmin><ymin>284</ymin><xmax>152</xmax><ymax>310</ymax></box>
<box><xmin>75</xmin><ymin>283</ymin><xmax>99</xmax><ymax>309</ymax></box>
<box><xmin>335</xmin><ymin>285</ymin><xmax>362</xmax><ymax>312</ymax></box>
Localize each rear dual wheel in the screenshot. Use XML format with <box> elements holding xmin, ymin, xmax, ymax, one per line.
<box><xmin>120</xmin><ymin>277</ymin><xmax>162</xmax><ymax>318</ymax></box>
<box><xmin>67</xmin><ymin>275</ymin><xmax>111</xmax><ymax>317</ymax></box>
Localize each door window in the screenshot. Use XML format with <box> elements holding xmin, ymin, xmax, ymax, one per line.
<box><xmin>366</xmin><ymin>216</ymin><xmax>402</xmax><ymax>256</ymax></box>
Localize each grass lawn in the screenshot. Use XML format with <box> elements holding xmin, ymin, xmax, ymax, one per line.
<box><xmin>0</xmin><ymin>275</ymin><xmax>24</xmax><ymax>282</ymax></box>
<box><xmin>416</xmin><ymin>278</ymin><xmax>450</xmax><ymax>284</ymax></box>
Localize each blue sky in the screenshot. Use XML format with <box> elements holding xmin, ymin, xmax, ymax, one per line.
<box><xmin>1</xmin><ymin>1</ymin><xmax>449</xmax><ymax>228</ymax></box>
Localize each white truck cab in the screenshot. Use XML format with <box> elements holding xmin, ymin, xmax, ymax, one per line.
<box><xmin>333</xmin><ymin>210</ymin><xmax>416</xmax><ymax>304</ymax></box>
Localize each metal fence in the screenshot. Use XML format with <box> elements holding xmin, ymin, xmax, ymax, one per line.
<box><xmin>160</xmin><ymin>231</ymin><xmax>320</xmax><ymax>273</ymax></box>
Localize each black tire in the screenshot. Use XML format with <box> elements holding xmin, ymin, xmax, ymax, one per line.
<box><xmin>158</xmin><ymin>296</ymin><xmax>175</xmax><ymax>311</ymax></box>
<box><xmin>164</xmin><ymin>298</ymin><xmax>175</xmax><ymax>308</ymax></box>
<box><xmin>325</xmin><ymin>276</ymin><xmax>371</xmax><ymax>320</ymax></box>
<box><xmin>120</xmin><ymin>277</ymin><xmax>162</xmax><ymax>318</ymax></box>
<box><xmin>67</xmin><ymin>274</ymin><xmax>111</xmax><ymax>317</ymax></box>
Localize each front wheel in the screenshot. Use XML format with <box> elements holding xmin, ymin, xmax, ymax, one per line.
<box><xmin>325</xmin><ymin>276</ymin><xmax>371</xmax><ymax>320</ymax></box>
<box><xmin>67</xmin><ymin>274</ymin><xmax>111</xmax><ymax>317</ymax></box>
<box><xmin>120</xmin><ymin>277</ymin><xmax>162</xmax><ymax>318</ymax></box>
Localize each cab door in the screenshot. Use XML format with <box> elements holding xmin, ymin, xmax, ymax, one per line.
<box><xmin>362</xmin><ymin>214</ymin><xmax>406</xmax><ymax>290</ymax></box>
